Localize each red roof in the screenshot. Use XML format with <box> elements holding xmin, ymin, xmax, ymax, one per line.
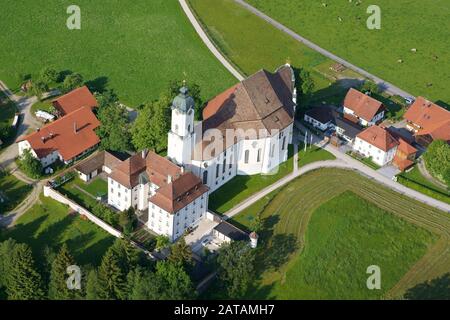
<box><xmin>343</xmin><ymin>88</ymin><xmax>384</xmax><ymax>121</ymax></box>
<box><xmin>357</xmin><ymin>125</ymin><xmax>399</xmax><ymax>152</ymax></box>
<box><xmin>52</xmin><ymin>86</ymin><xmax>97</xmax><ymax>115</ymax></box>
<box><xmin>404</xmin><ymin>97</ymin><xmax>450</xmax><ymax>142</ymax></box>
<box><xmin>19</xmin><ymin>107</ymin><xmax>100</xmax><ymax>161</ymax></box>
<box><xmin>203</xmin><ymin>84</ymin><xmax>239</xmax><ymax>120</ymax></box>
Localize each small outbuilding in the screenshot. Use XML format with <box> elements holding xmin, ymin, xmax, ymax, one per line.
<box><xmin>213</xmin><ymin>221</ymin><xmax>249</xmax><ymax>243</ymax></box>
<box><xmin>75</xmin><ymin>150</ymin><xmax>124</xmax><ymax>182</ymax></box>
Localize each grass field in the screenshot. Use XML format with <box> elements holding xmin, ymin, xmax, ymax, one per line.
<box><xmin>78</xmin><ymin>178</ymin><xmax>108</xmax><ymax>198</ymax></box>
<box><xmin>298</xmin><ymin>143</ymin><xmax>335</xmax><ymax>167</ymax></box>
<box><xmin>57</xmin><ymin>177</ymin><xmax>101</xmax><ymax>210</ymax></box>
<box><xmin>208</xmin><ymin>145</ymin><xmax>294</xmax><ymax>214</ymax></box>
<box><xmin>0</xmin><ymin>171</ymin><xmax>33</xmax><ymax>214</ymax></box>
<box><xmin>398</xmin><ymin>166</ymin><xmax>450</xmax><ymax>205</ymax></box>
<box><xmin>246</xmin><ymin>0</ymin><xmax>450</xmax><ymax>106</ymax></box>
<box><xmin>0</xmin><ymin>0</ymin><xmax>236</xmax><ymax>106</ymax></box>
<box><xmin>0</xmin><ymin>194</ymin><xmax>115</xmax><ymax>266</ymax></box>
<box><xmin>228</xmin><ymin>168</ymin><xmax>450</xmax><ymax>299</ymax></box>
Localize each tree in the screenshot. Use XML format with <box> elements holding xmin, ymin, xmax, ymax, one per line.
<box><xmin>168</xmin><ymin>237</ymin><xmax>193</xmax><ymax>268</ymax></box>
<box><xmin>155</xmin><ymin>235</ymin><xmax>170</xmax><ymax>251</ymax></box>
<box><xmin>96</xmin><ymin>249</ymin><xmax>127</xmax><ymax>300</ymax></box>
<box><xmin>360</xmin><ymin>80</ymin><xmax>380</xmax><ymax>95</ymax></box>
<box><xmin>0</xmin><ymin>239</ymin><xmax>17</xmax><ymax>290</ymax></box>
<box><xmin>216</xmin><ymin>240</ymin><xmax>256</xmax><ymax>298</ymax></box>
<box><xmin>297</xmin><ymin>68</ymin><xmax>315</xmax><ymax>97</ymax></box>
<box><xmin>96</xmin><ymin>102</ymin><xmax>132</xmax><ymax>152</ymax></box>
<box><xmin>423</xmin><ymin>140</ymin><xmax>450</xmax><ymax>187</ymax></box>
<box><xmin>5</xmin><ymin>243</ymin><xmax>45</xmax><ymax>300</ymax></box>
<box><xmin>85</xmin><ymin>269</ymin><xmax>100</xmax><ymax>300</ymax></box>
<box><xmin>131</xmin><ymin>93</ymin><xmax>171</xmax><ymax>153</ymax></box>
<box><xmin>118</xmin><ymin>208</ymin><xmax>137</xmax><ymax>236</ymax></box>
<box><xmin>154</xmin><ymin>261</ymin><xmax>195</xmax><ymax>299</ymax></box>
<box><xmin>63</xmin><ymin>73</ymin><xmax>84</xmax><ymax>92</ymax></box>
<box><xmin>168</xmin><ymin>80</ymin><xmax>203</xmax><ymax>120</ymax></box>
<box><xmin>30</xmin><ymin>80</ymin><xmax>49</xmax><ymax>100</ymax></box>
<box><xmin>18</xmin><ymin>148</ymin><xmax>42</xmax><ymax>179</ymax></box>
<box><xmin>110</xmin><ymin>238</ymin><xmax>141</xmax><ymax>275</ymax></box>
<box><xmin>48</xmin><ymin>244</ymin><xmax>79</xmax><ymax>300</ymax></box>
<box><xmin>251</xmin><ymin>213</ymin><xmax>263</xmax><ymax>233</ymax></box>
<box><xmin>39</xmin><ymin>67</ymin><xmax>58</xmax><ymax>86</ymax></box>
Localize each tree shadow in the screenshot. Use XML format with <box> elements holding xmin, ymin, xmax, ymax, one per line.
<box><xmin>260</xmin><ymin>233</ymin><xmax>298</xmax><ymax>271</ymax></box>
<box><xmin>435</xmin><ymin>100</ymin><xmax>450</xmax><ymax>111</ymax></box>
<box><xmin>57</xmin><ymin>70</ymin><xmax>73</xmax><ymax>83</ymax></box>
<box><xmin>85</xmin><ymin>76</ymin><xmax>109</xmax><ymax>93</ymax></box>
<box><xmin>404</xmin><ymin>273</ymin><xmax>450</xmax><ymax>300</ymax></box>
<box><xmin>78</xmin><ymin>235</ymin><xmax>115</xmax><ymax>266</ymax></box>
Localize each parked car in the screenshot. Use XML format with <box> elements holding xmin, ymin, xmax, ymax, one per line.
<box><xmin>404</xmin><ymin>97</ymin><xmax>415</xmax><ymax>105</ymax></box>
<box><xmin>201</xmin><ymin>237</ymin><xmax>212</xmax><ymax>247</ymax></box>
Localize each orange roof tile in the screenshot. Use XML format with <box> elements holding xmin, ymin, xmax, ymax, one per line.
<box><xmin>52</xmin><ymin>86</ymin><xmax>97</xmax><ymax>115</ymax></box>
<box><xmin>357</xmin><ymin>125</ymin><xmax>399</xmax><ymax>152</ymax></box>
<box><xmin>397</xmin><ymin>138</ymin><xmax>417</xmax><ymax>155</ymax></box>
<box><xmin>19</xmin><ymin>107</ymin><xmax>100</xmax><ymax>161</ymax></box>
<box><xmin>403</xmin><ymin>97</ymin><xmax>450</xmax><ymax>142</ymax></box>
<box><xmin>343</xmin><ymin>88</ymin><xmax>384</xmax><ymax>121</ymax></box>
<box><xmin>149</xmin><ymin>172</ymin><xmax>208</xmax><ymax>214</ymax></box>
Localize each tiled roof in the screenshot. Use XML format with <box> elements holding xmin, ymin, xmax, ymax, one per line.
<box><xmin>195</xmin><ymin>66</ymin><xmax>295</xmax><ymax>160</ymax></box>
<box><xmin>75</xmin><ymin>151</ymin><xmax>122</xmax><ymax>175</ymax></box>
<box><xmin>149</xmin><ymin>172</ymin><xmax>208</xmax><ymax>213</ymax></box>
<box><xmin>343</xmin><ymin>88</ymin><xmax>384</xmax><ymax>121</ymax></box>
<box><xmin>214</xmin><ymin>221</ymin><xmax>249</xmax><ymax>241</ymax></box>
<box><xmin>52</xmin><ymin>86</ymin><xmax>97</xmax><ymax>115</ymax></box>
<box><xmin>109</xmin><ymin>153</ymin><xmax>147</xmax><ymax>189</ymax></box>
<box><xmin>356</xmin><ymin>125</ymin><xmax>399</xmax><ymax>152</ymax></box>
<box><xmin>403</xmin><ymin>97</ymin><xmax>450</xmax><ymax>142</ymax></box>
<box><xmin>19</xmin><ymin>106</ymin><xmax>100</xmax><ymax>161</ymax></box>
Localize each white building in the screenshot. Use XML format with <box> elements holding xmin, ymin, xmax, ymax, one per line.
<box><xmin>343</xmin><ymin>88</ymin><xmax>385</xmax><ymax>127</ymax></box>
<box><xmin>107</xmin><ymin>65</ymin><xmax>296</xmax><ymax>241</ymax></box>
<box><xmin>353</xmin><ymin>125</ymin><xmax>399</xmax><ymax>166</ymax></box>
<box><xmin>168</xmin><ymin>64</ymin><xmax>297</xmax><ymax>192</ymax></box>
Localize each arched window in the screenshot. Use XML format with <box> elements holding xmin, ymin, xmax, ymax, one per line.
<box><xmin>188</xmin><ymin>124</ymin><xmax>191</xmax><ymax>133</ymax></box>
<box><xmin>203</xmin><ymin>171</ymin><xmax>208</xmax><ymax>184</ymax></box>
<box><xmin>222</xmin><ymin>158</ymin><xmax>226</xmax><ymax>173</ymax></box>
<box><xmin>244</xmin><ymin>150</ymin><xmax>249</xmax><ymax>164</ymax></box>
<box><xmin>216</xmin><ymin>164</ymin><xmax>220</xmax><ymax>178</ymax></box>
<box><xmin>257</xmin><ymin>148</ymin><xmax>262</xmax><ymax>162</ymax></box>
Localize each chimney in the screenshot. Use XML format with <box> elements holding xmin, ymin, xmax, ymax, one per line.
<box><xmin>168</xmin><ymin>175</ymin><xmax>172</xmax><ymax>184</ymax></box>
<box><xmin>180</xmin><ymin>166</ymin><xmax>185</xmax><ymax>174</ymax></box>
<box><xmin>141</xmin><ymin>149</ymin><xmax>148</xmax><ymax>159</ymax></box>
<box><xmin>73</xmin><ymin>122</ymin><xmax>77</xmax><ymax>134</ymax></box>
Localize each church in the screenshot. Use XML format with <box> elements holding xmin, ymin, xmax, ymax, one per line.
<box><xmin>107</xmin><ymin>64</ymin><xmax>297</xmax><ymax>241</ymax></box>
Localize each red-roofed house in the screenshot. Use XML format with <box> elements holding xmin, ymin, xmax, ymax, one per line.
<box><xmin>343</xmin><ymin>88</ymin><xmax>385</xmax><ymax>127</ymax></box>
<box><xmin>17</xmin><ymin>106</ymin><xmax>100</xmax><ymax>167</ymax></box>
<box><xmin>52</xmin><ymin>86</ymin><xmax>98</xmax><ymax>116</ymax></box>
<box><xmin>353</xmin><ymin>125</ymin><xmax>417</xmax><ymax>169</ymax></box>
<box><xmin>403</xmin><ymin>97</ymin><xmax>450</xmax><ymax>146</ymax></box>
<box><xmin>107</xmin><ymin>150</ymin><xmax>209</xmax><ymax>241</ymax></box>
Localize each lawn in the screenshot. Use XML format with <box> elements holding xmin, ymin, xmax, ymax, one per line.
<box><xmin>0</xmin><ymin>194</ymin><xmax>115</xmax><ymax>266</ymax></box>
<box><xmin>208</xmin><ymin>145</ymin><xmax>294</xmax><ymax>214</ymax></box>
<box><xmin>398</xmin><ymin>166</ymin><xmax>450</xmax><ymax>205</ymax></box>
<box><xmin>227</xmin><ymin>168</ymin><xmax>450</xmax><ymax>299</ymax></box>
<box><xmin>189</xmin><ymin>0</ymin><xmax>342</xmax><ymax>108</ymax></box>
<box><xmin>347</xmin><ymin>151</ymin><xmax>381</xmax><ymax>170</ymax></box>
<box><xmin>298</xmin><ymin>143</ymin><xmax>335</xmax><ymax>167</ymax></box>
<box><xmin>246</xmin><ymin>0</ymin><xmax>450</xmax><ymax>106</ymax></box>
<box><xmin>78</xmin><ymin>178</ymin><xmax>108</xmax><ymax>198</ymax></box>
<box><xmin>0</xmin><ymin>0</ymin><xmax>236</xmax><ymax>106</ymax></box>
<box><xmin>0</xmin><ymin>171</ymin><xmax>33</xmax><ymax>214</ymax></box>
<box><xmin>57</xmin><ymin>176</ymin><xmax>100</xmax><ymax>211</ymax></box>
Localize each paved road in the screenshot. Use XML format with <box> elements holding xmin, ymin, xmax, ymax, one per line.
<box><xmin>179</xmin><ymin>0</ymin><xmax>244</xmax><ymax>81</ymax></box>
<box><xmin>0</xmin><ymin>80</ymin><xmax>40</xmax><ymax>170</ymax></box>
<box><xmin>224</xmin><ymin>123</ymin><xmax>450</xmax><ymax>218</ymax></box>
<box><xmin>233</xmin><ymin>0</ymin><xmax>414</xmax><ymax>99</ymax></box>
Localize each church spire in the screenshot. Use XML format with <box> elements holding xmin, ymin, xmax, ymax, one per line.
<box><xmin>172</xmin><ymin>85</ymin><xmax>194</xmax><ymax>113</ymax></box>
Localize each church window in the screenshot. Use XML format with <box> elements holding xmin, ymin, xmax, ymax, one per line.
<box><xmin>222</xmin><ymin>158</ymin><xmax>226</xmax><ymax>173</ymax></box>
<box><xmin>202</xmin><ymin>171</ymin><xmax>208</xmax><ymax>184</ymax></box>
<box><xmin>257</xmin><ymin>148</ymin><xmax>261</xmax><ymax>162</ymax></box>
<box><xmin>216</xmin><ymin>164</ymin><xmax>220</xmax><ymax>178</ymax></box>
<box><xmin>282</xmin><ymin>137</ymin><xmax>286</xmax><ymax>150</ymax></box>
<box><xmin>245</xmin><ymin>150</ymin><xmax>249</xmax><ymax>164</ymax></box>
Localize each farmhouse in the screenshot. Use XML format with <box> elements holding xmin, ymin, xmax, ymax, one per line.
<box><xmin>353</xmin><ymin>125</ymin><xmax>398</xmax><ymax>166</ymax></box>
<box><xmin>304</xmin><ymin>106</ymin><xmax>363</xmax><ymax>142</ymax></box>
<box><xmin>52</xmin><ymin>86</ymin><xmax>97</xmax><ymax>116</ymax></box>
<box><xmin>171</xmin><ymin>64</ymin><xmax>297</xmax><ymax>192</ymax></box>
<box><xmin>403</xmin><ymin>97</ymin><xmax>450</xmax><ymax>146</ymax></box>
<box><xmin>343</xmin><ymin>88</ymin><xmax>385</xmax><ymax>127</ymax></box>
<box><xmin>353</xmin><ymin>125</ymin><xmax>417</xmax><ymax>169</ymax></box>
<box><xmin>17</xmin><ymin>106</ymin><xmax>100</xmax><ymax>167</ymax></box>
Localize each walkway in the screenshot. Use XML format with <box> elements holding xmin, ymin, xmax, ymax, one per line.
<box><xmin>178</xmin><ymin>0</ymin><xmax>244</xmax><ymax>81</ymax></box>
<box><xmin>417</xmin><ymin>158</ymin><xmax>448</xmax><ymax>190</ymax></box>
<box><xmin>233</xmin><ymin>0</ymin><xmax>414</xmax><ymax>98</ymax></box>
